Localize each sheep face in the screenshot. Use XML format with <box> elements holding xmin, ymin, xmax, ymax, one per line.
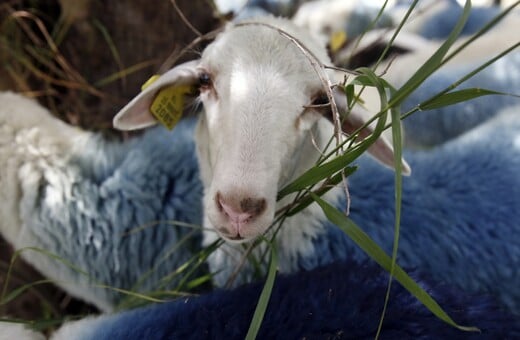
<box><xmin>112</xmin><ymin>17</ymin><xmax>408</xmax><ymax>244</ymax></box>
<box><xmin>194</xmin><ymin>24</ymin><xmax>329</xmax><ymax>242</ymax></box>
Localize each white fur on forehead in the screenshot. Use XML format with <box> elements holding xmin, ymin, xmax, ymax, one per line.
<box><xmin>201</xmin><ymin>16</ymin><xmax>331</xmax><ymax>80</ymax></box>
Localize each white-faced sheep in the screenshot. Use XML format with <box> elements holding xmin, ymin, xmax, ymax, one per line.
<box><xmin>113</xmin><ymin>16</ymin><xmax>409</xmax><ymax>283</ymax></box>
<box><xmin>113</xmin><ymin>15</ymin><xmax>519</xmax><ymax>314</ymax></box>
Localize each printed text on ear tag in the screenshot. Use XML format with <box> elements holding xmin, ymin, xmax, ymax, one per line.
<box><xmin>150</xmin><ymin>85</ymin><xmax>193</xmax><ymax>130</ymax></box>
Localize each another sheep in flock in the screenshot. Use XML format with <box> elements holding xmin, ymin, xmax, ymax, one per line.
<box><xmin>0</xmin><ymin>91</ymin><xmax>203</xmax><ymax>311</ymax></box>
<box><xmin>333</xmin><ymin>3</ymin><xmax>520</xmax><ymax>148</ymax></box>
<box><xmin>50</xmin><ymin>260</ymin><xmax>520</xmax><ymax>339</ymax></box>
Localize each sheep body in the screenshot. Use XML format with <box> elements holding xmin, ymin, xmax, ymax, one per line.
<box><xmin>412</xmin><ymin>2</ymin><xmax>501</xmax><ymax>39</ymax></box>
<box><xmin>402</xmin><ymin>50</ymin><xmax>520</xmax><ymax>147</ymax></box>
<box><xmin>0</xmin><ymin>92</ymin><xmax>203</xmax><ymax>311</ymax></box>
<box><xmin>50</xmin><ymin>259</ymin><xmax>520</xmax><ymax>340</ymax></box>
<box><xmin>0</xmin><ymin>322</ymin><xmax>44</xmax><ymax>340</ymax></box>
<box><xmin>337</xmin><ymin>14</ymin><xmax>520</xmax><ymax>148</ymax></box>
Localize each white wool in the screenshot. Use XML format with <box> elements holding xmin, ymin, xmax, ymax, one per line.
<box><xmin>0</xmin><ymin>322</ymin><xmax>45</xmax><ymax>340</ymax></box>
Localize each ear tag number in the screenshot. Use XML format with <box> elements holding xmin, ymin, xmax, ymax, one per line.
<box><xmin>141</xmin><ymin>75</ymin><xmax>193</xmax><ymax>130</ymax></box>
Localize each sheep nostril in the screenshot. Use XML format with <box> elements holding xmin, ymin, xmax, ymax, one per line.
<box><xmin>215</xmin><ymin>192</ymin><xmax>267</xmax><ymax>223</ymax></box>
<box><xmin>240</xmin><ymin>197</ymin><xmax>267</xmax><ymax>217</ymax></box>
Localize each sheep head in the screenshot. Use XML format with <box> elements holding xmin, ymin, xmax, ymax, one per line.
<box><xmin>113</xmin><ymin>18</ymin><xmax>409</xmax><ymax>243</ymax></box>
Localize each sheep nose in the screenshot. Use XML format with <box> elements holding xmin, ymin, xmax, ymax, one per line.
<box><xmin>216</xmin><ymin>191</ymin><xmax>267</xmax><ymax>236</ymax></box>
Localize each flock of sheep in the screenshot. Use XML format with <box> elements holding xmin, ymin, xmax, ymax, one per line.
<box><xmin>1</xmin><ymin>0</ymin><xmax>519</xmax><ymax>338</ymax></box>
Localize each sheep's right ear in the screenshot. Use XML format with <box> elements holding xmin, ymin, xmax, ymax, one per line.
<box><xmin>113</xmin><ymin>60</ymin><xmax>200</xmax><ymax>131</ymax></box>
<box><xmin>329</xmin><ymin>86</ymin><xmax>411</xmax><ymax>175</ymax></box>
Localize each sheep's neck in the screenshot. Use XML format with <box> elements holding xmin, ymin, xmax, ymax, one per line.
<box><xmin>274</xmin><ymin>119</ymin><xmax>342</xmax><ymax>271</ymax></box>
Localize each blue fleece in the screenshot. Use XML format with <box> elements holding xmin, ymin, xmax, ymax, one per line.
<box><xmin>402</xmin><ymin>51</ymin><xmax>520</xmax><ymax>147</ymax></box>
<box><xmin>305</xmin><ymin>109</ymin><xmax>520</xmax><ymax>314</ymax></box>
<box><xmin>65</xmin><ymin>260</ymin><xmax>520</xmax><ymax>340</ymax></box>
<box><xmin>23</xmin><ymin>118</ymin><xmax>204</xmax><ymax>306</ymax></box>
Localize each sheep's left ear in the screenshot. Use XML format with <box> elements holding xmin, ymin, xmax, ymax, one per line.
<box><xmin>327</xmin><ymin>86</ymin><xmax>411</xmax><ymax>175</ymax></box>
<box><xmin>113</xmin><ymin>60</ymin><xmax>200</xmax><ymax>131</ymax></box>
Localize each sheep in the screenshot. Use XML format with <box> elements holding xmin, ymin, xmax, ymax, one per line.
<box><xmin>334</xmin><ymin>8</ymin><xmax>520</xmax><ymax>148</ymax></box>
<box><xmin>0</xmin><ymin>91</ymin><xmax>203</xmax><ymax>311</ymax></box>
<box><xmin>113</xmin><ymin>16</ymin><xmax>409</xmax><ymax>285</ymax></box>
<box><xmin>49</xmin><ymin>259</ymin><xmax>520</xmax><ymax>339</ymax></box>
<box><xmin>389</xmin><ymin>0</ymin><xmax>503</xmax><ymax>39</ymax></box>
<box><xmin>113</xmin><ymin>15</ymin><xmax>519</xmax><ymax>314</ymax></box>
<box><xmin>0</xmin><ymin>322</ymin><xmax>44</xmax><ymax>340</ymax></box>
<box><xmin>411</xmin><ymin>2</ymin><xmax>501</xmax><ymax>39</ymax></box>
<box><xmin>292</xmin><ymin>0</ymin><xmax>394</xmax><ymax>45</ymax></box>
<box><xmin>289</xmin><ymin>0</ymin><xmax>503</xmax><ymax>51</ymax></box>
<box><xmin>161</xmin><ymin>103</ymin><xmax>519</xmax><ymax>314</ymax></box>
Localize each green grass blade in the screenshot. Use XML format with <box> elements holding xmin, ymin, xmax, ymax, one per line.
<box><xmin>245</xmin><ymin>242</ymin><xmax>278</xmax><ymax>340</ymax></box>
<box><xmin>284</xmin><ymin>166</ymin><xmax>357</xmax><ymax>216</ymax></box>
<box><xmin>373</xmin><ymin>0</ymin><xmax>419</xmax><ymax>70</ymax></box>
<box><xmin>1</xmin><ymin>247</ymin><xmax>90</xmax><ymax>302</ymax></box>
<box><xmin>375</xmin><ymin>102</ymin><xmax>405</xmax><ymax>338</ymax></box>
<box><xmin>278</xmin><ymin>143</ymin><xmax>364</xmax><ymax>198</ymax></box>
<box><xmin>1</xmin><ymin>279</ymin><xmax>56</xmax><ymax>305</ymax></box>
<box><xmin>311</xmin><ymin>194</ymin><xmax>479</xmax><ymax>333</ymax></box>
<box><xmin>419</xmin><ymin>88</ymin><xmax>517</xmax><ymax>111</ymax></box>
<box><xmin>185</xmin><ymin>275</ymin><xmax>213</xmax><ymax>290</ymax></box>
<box><xmin>390</xmin><ymin>0</ymin><xmax>472</xmax><ymax>107</ymax></box>
<box><xmin>94</xmin><ymin>285</ymin><xmax>166</xmax><ymax>304</ymax></box>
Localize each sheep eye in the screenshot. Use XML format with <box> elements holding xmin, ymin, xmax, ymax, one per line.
<box><xmin>198</xmin><ymin>72</ymin><xmax>212</xmax><ymax>89</ymax></box>
<box><xmin>311</xmin><ymin>93</ymin><xmax>330</xmax><ymax>107</ymax></box>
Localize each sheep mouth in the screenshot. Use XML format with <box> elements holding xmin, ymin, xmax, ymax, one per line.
<box><xmin>216</xmin><ymin>226</ymin><xmax>248</xmax><ymax>243</ymax></box>
<box><xmin>227</xmin><ymin>235</ymin><xmax>245</xmax><ymax>242</ymax></box>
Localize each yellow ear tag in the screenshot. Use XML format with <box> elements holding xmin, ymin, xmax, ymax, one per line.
<box><xmin>140</xmin><ymin>75</ymin><xmax>193</xmax><ymax>130</ymax></box>
<box><xmin>329</xmin><ymin>30</ymin><xmax>348</xmax><ymax>54</ymax></box>
<box><xmin>150</xmin><ymin>84</ymin><xmax>194</xmax><ymax>130</ymax></box>
<box><xmin>141</xmin><ymin>75</ymin><xmax>161</xmax><ymax>91</ymax></box>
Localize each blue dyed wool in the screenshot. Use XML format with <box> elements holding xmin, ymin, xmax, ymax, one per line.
<box><xmin>417</xmin><ymin>3</ymin><xmax>501</xmax><ymax>40</ymax></box>
<box><xmin>402</xmin><ymin>51</ymin><xmax>520</xmax><ymax>147</ymax></box>
<box><xmin>51</xmin><ymin>260</ymin><xmax>520</xmax><ymax>340</ymax></box>
<box><xmin>36</xmin><ymin>120</ymin><xmax>203</xmax><ymax>307</ymax></box>
<box><xmin>303</xmin><ymin>108</ymin><xmax>520</xmax><ymax>314</ymax></box>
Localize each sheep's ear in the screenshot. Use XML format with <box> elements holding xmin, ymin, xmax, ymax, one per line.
<box><xmin>328</xmin><ymin>87</ymin><xmax>411</xmax><ymax>175</ymax></box>
<box><xmin>334</xmin><ymin>29</ymin><xmax>429</xmax><ymax>69</ymax></box>
<box><xmin>113</xmin><ymin>60</ymin><xmax>200</xmax><ymax>131</ymax></box>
